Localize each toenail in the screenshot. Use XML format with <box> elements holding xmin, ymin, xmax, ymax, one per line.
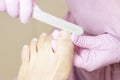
<box><xmin>41</xmin><ymin>33</ymin><xmax>47</xmax><ymax>36</ymax></box>
<box><xmin>52</xmin><ymin>30</ymin><xmax>59</xmax><ymax>39</ymax></box>
<box><xmin>23</xmin><ymin>45</ymin><xmax>29</xmax><ymax>49</ymax></box>
<box><xmin>32</xmin><ymin>38</ymin><xmax>38</xmax><ymax>41</ymax></box>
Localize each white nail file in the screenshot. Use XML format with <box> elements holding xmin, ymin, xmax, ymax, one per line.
<box><xmin>32</xmin><ymin>5</ymin><xmax>83</xmax><ymax>35</ymax></box>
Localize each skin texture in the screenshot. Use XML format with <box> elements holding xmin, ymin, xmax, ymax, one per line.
<box><xmin>0</xmin><ymin>0</ymin><xmax>35</xmax><ymax>23</ymax></box>
<box><xmin>63</xmin><ymin>0</ymin><xmax>120</xmax><ymax>71</ymax></box>
<box><xmin>18</xmin><ymin>31</ymin><xmax>74</xmax><ymax>80</ymax></box>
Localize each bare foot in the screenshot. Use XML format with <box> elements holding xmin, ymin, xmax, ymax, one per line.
<box><xmin>18</xmin><ymin>31</ymin><xmax>74</xmax><ymax>80</ymax></box>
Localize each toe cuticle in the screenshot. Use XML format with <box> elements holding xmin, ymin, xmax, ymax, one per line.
<box><xmin>32</xmin><ymin>38</ymin><xmax>38</xmax><ymax>42</ymax></box>
<box><xmin>23</xmin><ymin>45</ymin><xmax>28</xmax><ymax>49</ymax></box>
<box><xmin>41</xmin><ymin>33</ymin><xmax>47</xmax><ymax>36</ymax></box>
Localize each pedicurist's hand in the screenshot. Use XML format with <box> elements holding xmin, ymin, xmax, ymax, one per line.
<box><xmin>71</xmin><ymin>34</ymin><xmax>120</xmax><ymax>71</ymax></box>
<box><xmin>0</xmin><ymin>0</ymin><xmax>35</xmax><ymax>23</ymax></box>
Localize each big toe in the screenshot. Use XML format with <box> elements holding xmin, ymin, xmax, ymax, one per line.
<box><xmin>58</xmin><ymin>31</ymin><xmax>71</xmax><ymax>39</ymax></box>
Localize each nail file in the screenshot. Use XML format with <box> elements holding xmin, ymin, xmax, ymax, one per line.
<box><xmin>32</xmin><ymin>5</ymin><xmax>83</xmax><ymax>35</ymax></box>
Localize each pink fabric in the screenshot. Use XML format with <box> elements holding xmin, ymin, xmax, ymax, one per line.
<box><xmin>63</xmin><ymin>10</ymin><xmax>120</xmax><ymax>80</ymax></box>
<box><xmin>66</xmin><ymin>0</ymin><xmax>120</xmax><ymax>39</ymax></box>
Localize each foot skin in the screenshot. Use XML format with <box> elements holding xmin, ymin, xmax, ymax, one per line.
<box><xmin>18</xmin><ymin>31</ymin><xmax>74</xmax><ymax>80</ymax></box>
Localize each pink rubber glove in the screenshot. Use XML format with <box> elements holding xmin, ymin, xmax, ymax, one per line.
<box><xmin>72</xmin><ymin>33</ymin><xmax>120</xmax><ymax>71</ymax></box>
<box><xmin>0</xmin><ymin>0</ymin><xmax>35</xmax><ymax>23</ymax></box>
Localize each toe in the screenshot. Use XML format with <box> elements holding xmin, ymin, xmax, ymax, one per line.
<box><xmin>21</xmin><ymin>45</ymin><xmax>30</xmax><ymax>64</ymax></box>
<box><xmin>37</xmin><ymin>33</ymin><xmax>47</xmax><ymax>52</ymax></box>
<box><xmin>19</xmin><ymin>45</ymin><xmax>29</xmax><ymax>80</ymax></box>
<box><xmin>30</xmin><ymin>38</ymin><xmax>38</xmax><ymax>55</ymax></box>
<box><xmin>44</xmin><ymin>35</ymin><xmax>53</xmax><ymax>53</ymax></box>
<box><xmin>56</xmin><ymin>31</ymin><xmax>74</xmax><ymax>56</ymax></box>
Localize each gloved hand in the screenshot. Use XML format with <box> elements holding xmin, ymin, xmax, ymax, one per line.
<box><xmin>71</xmin><ymin>33</ymin><xmax>120</xmax><ymax>71</ymax></box>
<box><xmin>0</xmin><ymin>0</ymin><xmax>35</xmax><ymax>23</ymax></box>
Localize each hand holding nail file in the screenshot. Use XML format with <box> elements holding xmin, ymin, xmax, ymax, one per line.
<box><xmin>32</xmin><ymin>5</ymin><xmax>83</xmax><ymax>35</ymax></box>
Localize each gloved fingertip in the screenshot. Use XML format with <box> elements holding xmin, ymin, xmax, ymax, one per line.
<box><xmin>73</xmin><ymin>54</ymin><xmax>83</xmax><ymax>68</ymax></box>
<box><xmin>20</xmin><ymin>0</ymin><xmax>32</xmax><ymax>23</ymax></box>
<box><xmin>71</xmin><ymin>34</ymin><xmax>79</xmax><ymax>43</ymax></box>
<box><xmin>20</xmin><ymin>17</ymin><xmax>29</xmax><ymax>24</ymax></box>
<box><xmin>0</xmin><ymin>7</ymin><xmax>6</xmax><ymax>12</ymax></box>
<box><xmin>8</xmin><ymin>12</ymin><xmax>18</xmax><ymax>18</ymax></box>
<box><xmin>32</xmin><ymin>0</ymin><xmax>36</xmax><ymax>6</ymax></box>
<box><xmin>0</xmin><ymin>0</ymin><xmax>6</xmax><ymax>12</ymax></box>
<box><xmin>21</xmin><ymin>19</ymin><xmax>27</xmax><ymax>24</ymax></box>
